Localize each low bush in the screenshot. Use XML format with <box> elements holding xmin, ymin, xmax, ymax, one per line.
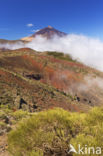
<box><xmin>47</xmin><ymin>51</ymin><xmax>76</xmax><ymax>62</ymax></box>
<box><xmin>12</xmin><ymin>110</ymin><xmax>29</xmax><ymax>121</ymax></box>
<box><xmin>8</xmin><ymin>107</ymin><xmax>103</xmax><ymax>156</ymax></box>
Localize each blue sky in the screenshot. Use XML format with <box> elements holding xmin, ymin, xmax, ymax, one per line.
<box><xmin>0</xmin><ymin>0</ymin><xmax>103</xmax><ymax>40</ymax></box>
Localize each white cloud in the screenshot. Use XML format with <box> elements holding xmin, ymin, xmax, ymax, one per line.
<box><xmin>1</xmin><ymin>34</ymin><xmax>103</xmax><ymax>72</ymax></box>
<box><xmin>31</xmin><ymin>29</ymin><xmax>40</xmax><ymax>33</ymax></box>
<box><xmin>27</xmin><ymin>34</ymin><xmax>103</xmax><ymax>71</ymax></box>
<box><xmin>0</xmin><ymin>41</ymin><xmax>25</xmax><ymax>50</ymax></box>
<box><xmin>26</xmin><ymin>23</ymin><xmax>34</xmax><ymax>27</ymax></box>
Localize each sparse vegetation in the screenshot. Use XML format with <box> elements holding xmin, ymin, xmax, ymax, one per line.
<box><xmin>47</xmin><ymin>51</ymin><xmax>76</xmax><ymax>62</ymax></box>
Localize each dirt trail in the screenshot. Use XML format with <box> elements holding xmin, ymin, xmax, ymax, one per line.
<box><xmin>0</xmin><ymin>134</ymin><xmax>10</xmax><ymax>156</ymax></box>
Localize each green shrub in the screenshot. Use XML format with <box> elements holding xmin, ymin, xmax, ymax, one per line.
<box><xmin>12</xmin><ymin>110</ymin><xmax>29</xmax><ymax>121</ymax></box>
<box><xmin>47</xmin><ymin>51</ymin><xmax>76</xmax><ymax>62</ymax></box>
<box><xmin>0</xmin><ymin>121</ymin><xmax>7</xmax><ymax>128</ymax></box>
<box><xmin>0</xmin><ymin>104</ymin><xmax>12</xmax><ymax>114</ymax></box>
<box><xmin>70</xmin><ymin>107</ymin><xmax>103</xmax><ymax>156</ymax></box>
<box><xmin>8</xmin><ymin>108</ymin><xmax>82</xmax><ymax>156</ymax></box>
<box><xmin>8</xmin><ymin>107</ymin><xmax>103</xmax><ymax>156</ymax></box>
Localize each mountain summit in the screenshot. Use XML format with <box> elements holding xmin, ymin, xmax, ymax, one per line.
<box><xmin>21</xmin><ymin>26</ymin><xmax>66</xmax><ymax>41</ymax></box>
<box><xmin>32</xmin><ymin>26</ymin><xmax>66</xmax><ymax>38</ymax></box>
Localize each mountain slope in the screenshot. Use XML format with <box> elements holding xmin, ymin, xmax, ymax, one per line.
<box><xmin>0</xmin><ymin>48</ymin><xmax>103</xmax><ymax>112</ymax></box>
<box><xmin>21</xmin><ymin>26</ymin><xmax>66</xmax><ymax>41</ymax></box>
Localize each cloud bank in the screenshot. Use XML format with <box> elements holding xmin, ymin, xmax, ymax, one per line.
<box><xmin>1</xmin><ymin>34</ymin><xmax>103</xmax><ymax>71</ymax></box>
<box><xmin>27</xmin><ymin>35</ymin><xmax>103</xmax><ymax>71</ymax></box>
<box><xmin>0</xmin><ymin>41</ymin><xmax>25</xmax><ymax>50</ymax></box>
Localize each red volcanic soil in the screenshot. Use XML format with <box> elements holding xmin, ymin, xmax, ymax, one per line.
<box><xmin>0</xmin><ymin>49</ymin><xmax>103</xmax><ymax>112</ymax></box>
<box><xmin>0</xmin><ymin>68</ymin><xmax>82</xmax><ymax>112</ymax></box>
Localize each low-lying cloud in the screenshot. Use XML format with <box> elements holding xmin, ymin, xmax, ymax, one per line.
<box><xmin>1</xmin><ymin>34</ymin><xmax>103</xmax><ymax>71</ymax></box>
<box><xmin>27</xmin><ymin>35</ymin><xmax>103</xmax><ymax>71</ymax></box>
<box><xmin>77</xmin><ymin>75</ymin><xmax>103</xmax><ymax>92</ymax></box>
<box><xmin>0</xmin><ymin>41</ymin><xmax>25</xmax><ymax>50</ymax></box>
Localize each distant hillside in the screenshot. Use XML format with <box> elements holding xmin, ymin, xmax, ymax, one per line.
<box><xmin>0</xmin><ymin>39</ymin><xmax>27</xmax><ymax>45</ymax></box>
<box><xmin>0</xmin><ymin>48</ymin><xmax>103</xmax><ymax>112</ymax></box>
